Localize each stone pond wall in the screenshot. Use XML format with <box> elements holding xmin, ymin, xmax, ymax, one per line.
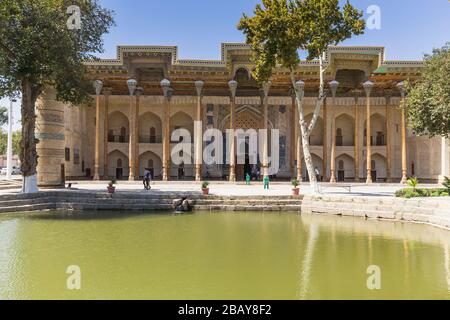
<box><xmin>0</xmin><ymin>191</ymin><xmax>448</xmax><ymax>230</ymax></box>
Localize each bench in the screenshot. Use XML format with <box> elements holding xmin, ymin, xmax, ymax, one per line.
<box><xmin>318</xmin><ymin>184</ymin><xmax>352</xmax><ymax>194</ymax></box>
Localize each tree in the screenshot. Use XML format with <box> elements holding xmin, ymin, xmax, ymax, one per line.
<box><xmin>404</xmin><ymin>43</ymin><xmax>450</xmax><ymax>137</ymax></box>
<box><xmin>238</xmin><ymin>0</ymin><xmax>365</xmax><ymax>193</ymax></box>
<box><xmin>0</xmin><ymin>129</ymin><xmax>21</xmax><ymax>155</ymax></box>
<box><xmin>0</xmin><ymin>0</ymin><xmax>114</xmax><ymax>192</ymax></box>
<box><xmin>0</xmin><ymin>106</ymin><xmax>7</xmax><ymax>126</ymax></box>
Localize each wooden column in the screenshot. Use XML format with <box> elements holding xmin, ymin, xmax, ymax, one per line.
<box><xmin>128</xmin><ymin>92</ymin><xmax>138</xmax><ymax>181</ymax></box>
<box><xmin>134</xmin><ymin>88</ymin><xmax>143</xmax><ymax>179</ymax></box>
<box><xmin>161</xmin><ymin>79</ymin><xmax>172</xmax><ymax>181</ymax></box>
<box><xmin>289</xmin><ymin>91</ymin><xmax>296</xmax><ymax>177</ymax></box>
<box><xmin>262</xmin><ymin>81</ymin><xmax>271</xmax><ymax>179</ymax></box>
<box><xmin>228</xmin><ymin>80</ymin><xmax>237</xmax><ymax>182</ymax></box>
<box><xmin>398</xmin><ymin>82</ymin><xmax>408</xmax><ymax>184</ymax></box>
<box><xmin>329</xmin><ymin>81</ymin><xmax>339</xmax><ymax>183</ymax></box>
<box><xmin>364</xmin><ymin>81</ymin><xmax>374</xmax><ymax>184</ymax></box>
<box><xmin>93</xmin><ymin>80</ymin><xmax>103</xmax><ymax>181</ymax></box>
<box><xmin>322</xmin><ymin>99</ymin><xmax>327</xmax><ymax>181</ymax></box>
<box><xmin>296</xmin><ymin>98</ymin><xmax>302</xmax><ymax>182</ymax></box>
<box><xmin>103</xmin><ymin>88</ymin><xmax>111</xmax><ymax>179</ymax></box>
<box><xmin>194</xmin><ymin>81</ymin><xmax>204</xmax><ymax>182</ymax></box>
<box><xmin>385</xmin><ymin>96</ymin><xmax>392</xmax><ymax>182</ymax></box>
<box><xmin>354</xmin><ymin>95</ymin><xmax>360</xmax><ymax>182</ymax></box>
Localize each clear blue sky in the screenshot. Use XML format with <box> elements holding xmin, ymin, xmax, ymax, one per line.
<box><xmin>2</xmin><ymin>0</ymin><xmax>450</xmax><ymax>129</ymax></box>
<box><xmin>98</xmin><ymin>0</ymin><xmax>450</xmax><ymax>61</ymax></box>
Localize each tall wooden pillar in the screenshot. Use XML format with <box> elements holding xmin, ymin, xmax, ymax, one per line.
<box><xmin>364</xmin><ymin>81</ymin><xmax>374</xmax><ymax>184</ymax></box>
<box><xmin>194</xmin><ymin>81</ymin><xmax>204</xmax><ymax>182</ymax></box>
<box><xmin>322</xmin><ymin>99</ymin><xmax>327</xmax><ymax>181</ymax></box>
<box><xmin>127</xmin><ymin>80</ymin><xmax>138</xmax><ymax>181</ymax></box>
<box><xmin>103</xmin><ymin>88</ymin><xmax>111</xmax><ymax>179</ymax></box>
<box><xmin>261</xmin><ymin>81</ymin><xmax>271</xmax><ymax>179</ymax></box>
<box><xmin>398</xmin><ymin>82</ymin><xmax>408</xmax><ymax>184</ymax></box>
<box><xmin>289</xmin><ymin>91</ymin><xmax>296</xmax><ymax>177</ymax></box>
<box><xmin>228</xmin><ymin>80</ymin><xmax>237</xmax><ymax>182</ymax></box>
<box><xmin>329</xmin><ymin>81</ymin><xmax>339</xmax><ymax>183</ymax></box>
<box><xmin>385</xmin><ymin>95</ymin><xmax>392</xmax><ymax>182</ymax></box>
<box><xmin>161</xmin><ymin>79</ymin><xmax>172</xmax><ymax>181</ymax></box>
<box><xmin>93</xmin><ymin>80</ymin><xmax>103</xmax><ymax>181</ymax></box>
<box><xmin>134</xmin><ymin>88</ymin><xmax>143</xmax><ymax>179</ymax></box>
<box><xmin>354</xmin><ymin>94</ymin><xmax>360</xmax><ymax>182</ymax></box>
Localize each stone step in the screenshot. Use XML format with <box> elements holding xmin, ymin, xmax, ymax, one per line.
<box><xmin>193</xmin><ymin>205</ymin><xmax>302</xmax><ymax>212</ymax></box>
<box><xmin>0</xmin><ymin>203</ymin><xmax>56</xmax><ymax>214</ymax></box>
<box><xmin>195</xmin><ymin>200</ymin><xmax>302</xmax><ymax>206</ymax></box>
<box><xmin>56</xmin><ymin>203</ymin><xmax>173</xmax><ymax>211</ymax></box>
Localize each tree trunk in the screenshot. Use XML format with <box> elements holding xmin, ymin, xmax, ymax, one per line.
<box><xmin>20</xmin><ymin>79</ymin><xmax>40</xmax><ymax>193</ymax></box>
<box><xmin>293</xmin><ymin>54</ymin><xmax>326</xmax><ymax>194</ymax></box>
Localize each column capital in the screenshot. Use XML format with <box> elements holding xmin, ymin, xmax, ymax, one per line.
<box><xmin>329</xmin><ymin>80</ymin><xmax>339</xmax><ymax>97</ymax></box>
<box><xmin>397</xmin><ymin>81</ymin><xmax>406</xmax><ymax>99</ymax></box>
<box><xmin>127</xmin><ymin>79</ymin><xmax>137</xmax><ymax>96</ymax></box>
<box><xmin>93</xmin><ymin>80</ymin><xmax>103</xmax><ymax>96</ymax></box>
<box><xmin>228</xmin><ymin>80</ymin><xmax>238</xmax><ymax>99</ymax></box>
<box><xmin>363</xmin><ymin>80</ymin><xmax>374</xmax><ymax>96</ymax></box>
<box><xmin>195</xmin><ymin>80</ymin><xmax>204</xmax><ymax>97</ymax></box>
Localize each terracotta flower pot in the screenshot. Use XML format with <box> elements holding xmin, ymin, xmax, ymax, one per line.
<box><xmin>292</xmin><ymin>188</ymin><xmax>300</xmax><ymax>196</ymax></box>
<box><xmin>107</xmin><ymin>186</ymin><xmax>116</xmax><ymax>194</ymax></box>
<box><xmin>202</xmin><ymin>188</ymin><xmax>209</xmax><ymax>196</ymax></box>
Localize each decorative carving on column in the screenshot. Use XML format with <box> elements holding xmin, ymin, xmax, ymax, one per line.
<box><xmin>329</xmin><ymin>80</ymin><xmax>339</xmax><ymax>183</ymax></box>
<box><xmin>161</xmin><ymin>79</ymin><xmax>172</xmax><ymax>181</ymax></box>
<box><xmin>93</xmin><ymin>80</ymin><xmax>103</xmax><ymax>181</ymax></box>
<box><xmin>103</xmin><ymin>87</ymin><xmax>112</xmax><ymax>179</ymax></box>
<box><xmin>194</xmin><ymin>80</ymin><xmax>204</xmax><ymax>181</ymax></box>
<box><xmin>363</xmin><ymin>80</ymin><xmax>374</xmax><ymax>184</ymax></box>
<box><xmin>397</xmin><ymin>81</ymin><xmax>408</xmax><ymax>184</ymax></box>
<box><xmin>127</xmin><ymin>79</ymin><xmax>137</xmax><ymax>181</ymax></box>
<box><xmin>228</xmin><ymin>80</ymin><xmax>238</xmax><ymax>182</ymax></box>
<box><xmin>261</xmin><ymin>81</ymin><xmax>271</xmax><ymax>179</ymax></box>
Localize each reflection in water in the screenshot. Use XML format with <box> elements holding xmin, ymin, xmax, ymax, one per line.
<box><xmin>0</xmin><ymin>211</ymin><xmax>449</xmax><ymax>300</ymax></box>
<box><xmin>297</xmin><ymin>223</ymin><xmax>318</xmax><ymax>300</ymax></box>
<box><xmin>445</xmin><ymin>242</ymin><xmax>450</xmax><ymax>292</ymax></box>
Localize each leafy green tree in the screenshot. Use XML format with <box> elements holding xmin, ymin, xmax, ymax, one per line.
<box><xmin>0</xmin><ymin>106</ymin><xmax>7</xmax><ymax>126</ymax></box>
<box><xmin>0</xmin><ymin>0</ymin><xmax>114</xmax><ymax>192</ymax></box>
<box><xmin>404</xmin><ymin>44</ymin><xmax>450</xmax><ymax>137</ymax></box>
<box><xmin>238</xmin><ymin>0</ymin><xmax>365</xmax><ymax>192</ymax></box>
<box><xmin>0</xmin><ymin>129</ymin><xmax>21</xmax><ymax>155</ymax></box>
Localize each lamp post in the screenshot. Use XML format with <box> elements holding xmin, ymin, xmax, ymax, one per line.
<box><xmin>93</xmin><ymin>80</ymin><xmax>103</xmax><ymax>181</ymax></box>
<box><xmin>329</xmin><ymin>80</ymin><xmax>339</xmax><ymax>183</ymax></box>
<box><xmin>228</xmin><ymin>80</ymin><xmax>238</xmax><ymax>182</ymax></box>
<box><xmin>397</xmin><ymin>81</ymin><xmax>408</xmax><ymax>184</ymax></box>
<box><xmin>363</xmin><ymin>80</ymin><xmax>374</xmax><ymax>184</ymax></box>
<box><xmin>6</xmin><ymin>98</ymin><xmax>16</xmax><ymax>180</ymax></box>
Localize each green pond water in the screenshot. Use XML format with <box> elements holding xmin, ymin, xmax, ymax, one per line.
<box><xmin>0</xmin><ymin>211</ymin><xmax>449</xmax><ymax>300</ymax></box>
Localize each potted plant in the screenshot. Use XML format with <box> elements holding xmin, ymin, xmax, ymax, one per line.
<box><xmin>202</xmin><ymin>181</ymin><xmax>210</xmax><ymax>196</ymax></box>
<box><xmin>291</xmin><ymin>178</ymin><xmax>300</xmax><ymax>196</ymax></box>
<box><xmin>107</xmin><ymin>178</ymin><xmax>117</xmax><ymax>194</ymax></box>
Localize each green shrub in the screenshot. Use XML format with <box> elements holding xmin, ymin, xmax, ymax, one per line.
<box><xmin>407</xmin><ymin>177</ymin><xmax>419</xmax><ymax>190</ymax></box>
<box><xmin>442</xmin><ymin>176</ymin><xmax>450</xmax><ymax>192</ymax></box>
<box><xmin>396</xmin><ymin>188</ymin><xmax>449</xmax><ymax>198</ymax></box>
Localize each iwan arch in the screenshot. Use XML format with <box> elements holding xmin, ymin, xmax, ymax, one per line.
<box><xmin>35</xmin><ymin>44</ymin><xmax>450</xmax><ymax>185</ymax></box>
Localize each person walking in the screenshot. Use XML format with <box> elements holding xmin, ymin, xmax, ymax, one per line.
<box><xmin>143</xmin><ymin>168</ymin><xmax>151</xmax><ymax>190</ymax></box>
